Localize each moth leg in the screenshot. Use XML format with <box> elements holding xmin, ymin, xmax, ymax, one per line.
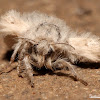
<box><xmin>17</xmin><ymin>60</ymin><xmax>22</xmax><ymax>77</ymax></box>
<box><xmin>9</xmin><ymin>40</ymin><xmax>23</xmax><ymax>65</ymax></box>
<box><xmin>0</xmin><ymin>40</ymin><xmax>22</xmax><ymax>74</ymax></box>
<box><xmin>0</xmin><ymin>62</ymin><xmax>17</xmax><ymax>75</ymax></box>
<box><xmin>17</xmin><ymin>60</ymin><xmax>27</xmax><ymax>78</ymax></box>
<box><xmin>0</xmin><ymin>40</ymin><xmax>23</xmax><ymax>75</ymax></box>
<box><xmin>52</xmin><ymin>59</ymin><xmax>88</xmax><ymax>85</ymax></box>
<box><xmin>23</xmin><ymin>55</ymin><xmax>34</xmax><ymax>87</ymax></box>
<box><xmin>52</xmin><ymin>59</ymin><xmax>78</xmax><ymax>76</ymax></box>
<box><xmin>45</xmin><ymin>57</ymin><xmax>54</xmax><ymax>71</ymax></box>
<box><xmin>17</xmin><ymin>42</ymin><xmax>28</xmax><ymax>77</ymax></box>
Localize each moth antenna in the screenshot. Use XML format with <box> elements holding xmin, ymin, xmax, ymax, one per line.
<box><xmin>51</xmin><ymin>42</ymin><xmax>75</xmax><ymax>50</ymax></box>
<box><xmin>17</xmin><ymin>37</ymin><xmax>36</xmax><ymax>44</ymax></box>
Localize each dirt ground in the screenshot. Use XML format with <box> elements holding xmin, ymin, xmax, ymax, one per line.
<box><xmin>0</xmin><ymin>0</ymin><xmax>100</xmax><ymax>100</ymax></box>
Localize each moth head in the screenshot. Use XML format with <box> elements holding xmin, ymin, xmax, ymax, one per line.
<box><xmin>36</xmin><ymin>39</ymin><xmax>54</xmax><ymax>55</ymax></box>
<box><xmin>29</xmin><ymin>43</ymin><xmax>53</xmax><ymax>68</ymax></box>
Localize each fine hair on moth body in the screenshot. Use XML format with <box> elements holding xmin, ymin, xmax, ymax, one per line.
<box><xmin>0</xmin><ymin>10</ymin><xmax>100</xmax><ymax>87</ymax></box>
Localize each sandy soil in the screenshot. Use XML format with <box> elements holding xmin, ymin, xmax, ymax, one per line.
<box><xmin>0</xmin><ymin>0</ymin><xmax>100</xmax><ymax>100</ymax></box>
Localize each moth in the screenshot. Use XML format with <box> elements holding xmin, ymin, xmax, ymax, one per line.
<box><xmin>0</xmin><ymin>10</ymin><xmax>100</xmax><ymax>87</ymax></box>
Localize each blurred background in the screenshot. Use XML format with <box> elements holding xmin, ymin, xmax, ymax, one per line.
<box><xmin>0</xmin><ymin>0</ymin><xmax>100</xmax><ymax>100</ymax></box>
